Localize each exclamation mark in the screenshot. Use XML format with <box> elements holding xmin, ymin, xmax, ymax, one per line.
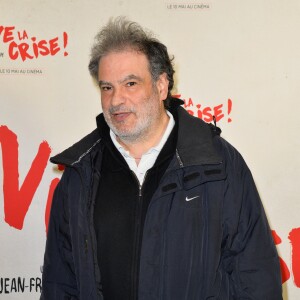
<box><xmin>63</xmin><ymin>32</ymin><xmax>68</xmax><ymax>56</ymax></box>
<box><xmin>227</xmin><ymin>98</ymin><xmax>232</xmax><ymax>123</ymax></box>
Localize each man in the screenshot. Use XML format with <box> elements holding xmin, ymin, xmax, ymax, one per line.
<box><xmin>41</xmin><ymin>17</ymin><xmax>282</xmax><ymax>299</ymax></box>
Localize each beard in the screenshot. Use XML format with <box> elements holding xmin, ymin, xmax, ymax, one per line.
<box><xmin>103</xmin><ymin>93</ymin><xmax>162</xmax><ymax>144</ymax></box>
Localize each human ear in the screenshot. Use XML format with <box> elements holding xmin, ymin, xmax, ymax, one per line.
<box><xmin>156</xmin><ymin>72</ymin><xmax>169</xmax><ymax>101</ymax></box>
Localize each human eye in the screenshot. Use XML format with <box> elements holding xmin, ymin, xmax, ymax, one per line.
<box><xmin>126</xmin><ymin>81</ymin><xmax>137</xmax><ymax>87</ymax></box>
<box><xmin>100</xmin><ymin>85</ymin><xmax>112</xmax><ymax>91</ymax></box>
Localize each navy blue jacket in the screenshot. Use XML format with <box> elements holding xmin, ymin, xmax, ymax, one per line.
<box><xmin>41</xmin><ymin>106</ymin><xmax>282</xmax><ymax>299</ymax></box>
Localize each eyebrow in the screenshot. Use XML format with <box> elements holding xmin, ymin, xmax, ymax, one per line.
<box><xmin>98</xmin><ymin>74</ymin><xmax>143</xmax><ymax>87</ymax></box>
<box><xmin>98</xmin><ymin>80</ymin><xmax>111</xmax><ymax>87</ymax></box>
<box><xmin>121</xmin><ymin>74</ymin><xmax>143</xmax><ymax>83</ymax></box>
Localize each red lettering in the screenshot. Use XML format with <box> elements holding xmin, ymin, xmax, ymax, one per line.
<box><xmin>272</xmin><ymin>230</ymin><xmax>290</xmax><ymax>284</ymax></box>
<box><xmin>18</xmin><ymin>43</ymin><xmax>34</xmax><ymax>61</ymax></box>
<box><xmin>0</xmin><ymin>126</ymin><xmax>51</xmax><ymax>229</ymax></box>
<box><xmin>185</xmin><ymin>98</ymin><xmax>194</xmax><ymax>108</ymax></box>
<box><xmin>227</xmin><ymin>98</ymin><xmax>232</xmax><ymax>123</ymax></box>
<box><xmin>1</xmin><ymin>27</ymin><xmax>69</xmax><ymax>61</ymax></box>
<box><xmin>203</xmin><ymin>107</ymin><xmax>213</xmax><ymax>122</ymax></box>
<box><xmin>63</xmin><ymin>32</ymin><xmax>68</xmax><ymax>56</ymax></box>
<box><xmin>49</xmin><ymin>37</ymin><xmax>60</xmax><ymax>56</ymax></box>
<box><xmin>31</xmin><ymin>37</ymin><xmax>39</xmax><ymax>57</ymax></box>
<box><xmin>272</xmin><ymin>230</ymin><xmax>282</xmax><ymax>244</ymax></box>
<box><xmin>213</xmin><ymin>104</ymin><xmax>224</xmax><ymax>122</ymax></box>
<box><xmin>289</xmin><ymin>228</ymin><xmax>300</xmax><ymax>287</ymax></box>
<box><xmin>196</xmin><ymin>104</ymin><xmax>202</xmax><ymax>119</ymax></box>
<box><xmin>45</xmin><ymin>178</ymin><xmax>60</xmax><ymax>233</ymax></box>
<box><xmin>8</xmin><ymin>41</ymin><xmax>19</xmax><ymax>60</ymax></box>
<box><xmin>57</xmin><ymin>164</ymin><xmax>65</xmax><ymax>171</ymax></box>
<box><xmin>38</xmin><ymin>40</ymin><xmax>50</xmax><ymax>56</ymax></box>
<box><xmin>0</xmin><ymin>26</ymin><xmax>15</xmax><ymax>43</ymax></box>
<box><xmin>17</xmin><ymin>30</ymin><xmax>28</xmax><ymax>40</ymax></box>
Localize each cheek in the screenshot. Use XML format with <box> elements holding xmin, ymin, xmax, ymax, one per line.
<box><xmin>101</xmin><ymin>95</ymin><xmax>110</xmax><ymax>110</ymax></box>
<box><xmin>133</xmin><ymin>92</ymin><xmax>152</xmax><ymax>107</ymax></box>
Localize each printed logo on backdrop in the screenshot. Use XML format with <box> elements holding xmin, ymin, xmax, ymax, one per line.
<box><xmin>0</xmin><ymin>25</ymin><xmax>69</xmax><ymax>75</ymax></box>
<box><xmin>0</xmin><ymin>276</ymin><xmax>41</xmax><ymax>295</ymax></box>
<box><xmin>173</xmin><ymin>94</ymin><xmax>233</xmax><ymax>123</ymax></box>
<box><xmin>165</xmin><ymin>1</ymin><xmax>210</xmax><ymax>10</ymax></box>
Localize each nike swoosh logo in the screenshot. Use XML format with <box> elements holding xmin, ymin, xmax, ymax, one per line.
<box><xmin>185</xmin><ymin>196</ymin><xmax>200</xmax><ymax>201</ymax></box>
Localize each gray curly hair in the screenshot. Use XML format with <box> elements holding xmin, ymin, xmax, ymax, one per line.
<box><xmin>88</xmin><ymin>17</ymin><xmax>175</xmax><ymax>102</ymax></box>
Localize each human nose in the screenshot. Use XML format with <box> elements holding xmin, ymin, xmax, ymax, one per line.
<box><xmin>110</xmin><ymin>86</ymin><xmax>126</xmax><ymax>107</ymax></box>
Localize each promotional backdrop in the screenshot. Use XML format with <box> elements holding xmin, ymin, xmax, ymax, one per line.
<box><xmin>1</xmin><ymin>1</ymin><xmax>299</xmax><ymax>299</ymax></box>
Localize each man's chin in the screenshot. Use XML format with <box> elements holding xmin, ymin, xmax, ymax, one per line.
<box><xmin>115</xmin><ymin>130</ymin><xmax>144</xmax><ymax>144</ymax></box>
<box><xmin>109</xmin><ymin>122</ymin><xmax>148</xmax><ymax>143</ymax></box>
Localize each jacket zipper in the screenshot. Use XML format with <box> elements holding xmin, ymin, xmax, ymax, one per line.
<box><xmin>87</xmin><ymin>171</ymin><xmax>102</xmax><ymax>298</ymax></box>
<box><xmin>131</xmin><ymin>170</ymin><xmax>148</xmax><ymax>300</ymax></box>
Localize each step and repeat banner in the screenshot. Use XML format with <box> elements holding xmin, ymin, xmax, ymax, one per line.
<box><xmin>1</xmin><ymin>1</ymin><xmax>299</xmax><ymax>299</ymax></box>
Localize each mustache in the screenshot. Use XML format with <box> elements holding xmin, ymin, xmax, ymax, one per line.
<box><xmin>109</xmin><ymin>105</ymin><xmax>136</xmax><ymax>114</ymax></box>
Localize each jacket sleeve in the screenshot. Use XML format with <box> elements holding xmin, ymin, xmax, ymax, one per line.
<box><xmin>220</xmin><ymin>139</ymin><xmax>283</xmax><ymax>299</ymax></box>
<box><xmin>40</xmin><ymin>168</ymin><xmax>79</xmax><ymax>300</ymax></box>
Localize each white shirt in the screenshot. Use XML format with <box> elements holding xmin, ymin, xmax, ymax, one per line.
<box><xmin>110</xmin><ymin>111</ymin><xmax>175</xmax><ymax>185</ymax></box>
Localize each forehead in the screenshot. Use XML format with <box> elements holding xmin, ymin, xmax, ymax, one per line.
<box><xmin>98</xmin><ymin>50</ymin><xmax>151</xmax><ymax>81</ymax></box>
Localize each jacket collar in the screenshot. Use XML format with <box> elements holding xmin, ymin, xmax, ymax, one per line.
<box><xmin>50</xmin><ymin>129</ymin><xmax>102</xmax><ymax>166</ymax></box>
<box><xmin>175</xmin><ymin>106</ymin><xmax>222</xmax><ymax>167</ymax></box>
<box><xmin>50</xmin><ymin>99</ymin><xmax>222</xmax><ymax>167</ymax></box>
